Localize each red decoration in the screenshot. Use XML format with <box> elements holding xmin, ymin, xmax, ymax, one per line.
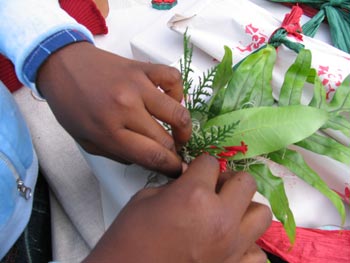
<box><xmin>281</xmin><ymin>5</ymin><xmax>303</xmax><ymax>41</ymax></box>
<box><xmin>210</xmin><ymin>142</ymin><xmax>248</xmax><ymax>172</ymax></box>
<box><xmin>152</xmin><ymin>0</ymin><xmax>177</xmax><ymax>10</ymax></box>
<box><xmin>257</xmin><ymin>221</ymin><xmax>350</xmax><ymax>263</ymax></box>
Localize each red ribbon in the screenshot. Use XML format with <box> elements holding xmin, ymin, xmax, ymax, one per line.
<box><xmin>281</xmin><ymin>5</ymin><xmax>304</xmax><ymax>41</ymax></box>
<box><xmin>258</xmin><ymin>221</ymin><xmax>350</xmax><ymax>262</ymax></box>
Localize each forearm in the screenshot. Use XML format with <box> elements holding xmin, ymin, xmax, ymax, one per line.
<box><xmin>0</xmin><ymin>0</ymin><xmax>94</xmax><ymax>91</ymax></box>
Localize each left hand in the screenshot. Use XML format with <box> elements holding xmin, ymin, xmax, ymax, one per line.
<box><xmin>37</xmin><ymin>42</ymin><xmax>192</xmax><ymax>177</ymax></box>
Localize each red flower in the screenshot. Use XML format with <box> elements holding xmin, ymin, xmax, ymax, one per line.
<box><xmin>212</xmin><ymin>141</ymin><xmax>248</xmax><ymax>172</ymax></box>
<box><xmin>223</xmin><ymin>141</ymin><xmax>248</xmax><ymax>154</ymax></box>
<box><xmin>218</xmin><ymin>158</ymin><xmax>228</xmax><ymax>172</ymax></box>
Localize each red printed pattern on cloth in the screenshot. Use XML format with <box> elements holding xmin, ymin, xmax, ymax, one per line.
<box><xmin>318</xmin><ymin>65</ymin><xmax>344</xmax><ymax>99</ymax></box>
<box><xmin>236</xmin><ymin>24</ymin><xmax>268</xmax><ymax>53</ymax></box>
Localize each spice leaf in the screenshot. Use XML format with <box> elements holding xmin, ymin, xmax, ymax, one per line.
<box><xmin>247</xmin><ymin>163</ymin><xmax>296</xmax><ymax>244</ymax></box>
<box><xmin>208</xmin><ymin>46</ymin><xmax>234</xmax><ymax>118</ymax></box>
<box><xmin>309</xmin><ymin>71</ymin><xmax>350</xmax><ymax>137</ymax></box>
<box><xmin>308</xmin><ymin>68</ymin><xmax>328</xmax><ymax>110</ymax></box>
<box><xmin>295</xmin><ymin>133</ymin><xmax>350</xmax><ymax>165</ymax></box>
<box><xmin>324</xmin><ymin>114</ymin><xmax>350</xmax><ymax>137</ymax></box>
<box><xmin>205</xmin><ymin>105</ymin><xmax>329</xmax><ymax>159</ymax></box>
<box><xmin>278</xmin><ymin>49</ymin><xmax>312</xmax><ymax>106</ymax></box>
<box><xmin>326</xmin><ymin>74</ymin><xmax>350</xmax><ymax>112</ymax></box>
<box><xmin>269</xmin><ymin>148</ymin><xmax>346</xmax><ymax>225</ymax></box>
<box><xmin>220</xmin><ymin>45</ymin><xmax>276</xmax><ymax>113</ymax></box>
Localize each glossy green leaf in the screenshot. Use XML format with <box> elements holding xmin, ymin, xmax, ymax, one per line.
<box><xmin>211</xmin><ymin>46</ymin><xmax>234</xmax><ymax>92</ymax></box>
<box><xmin>247</xmin><ymin>163</ymin><xmax>296</xmax><ymax>244</ymax></box>
<box><xmin>295</xmin><ymin>133</ymin><xmax>350</xmax><ymax>165</ymax></box>
<box><xmin>327</xmin><ymin>74</ymin><xmax>350</xmax><ymax>112</ymax></box>
<box><xmin>204</xmin><ymin>105</ymin><xmax>329</xmax><ymax>159</ymax></box>
<box><xmin>208</xmin><ymin>46</ymin><xmax>234</xmax><ymax>117</ymax></box>
<box><xmin>269</xmin><ymin>148</ymin><xmax>346</xmax><ymax>225</ymax></box>
<box><xmin>279</xmin><ymin>49</ymin><xmax>312</xmax><ymax>106</ymax></box>
<box><xmin>323</xmin><ymin>113</ymin><xmax>350</xmax><ymax>137</ymax></box>
<box><xmin>308</xmin><ymin>68</ymin><xmax>328</xmax><ymax>110</ymax></box>
<box><xmin>220</xmin><ymin>45</ymin><xmax>276</xmax><ymax>113</ymax></box>
<box><xmin>314</xmin><ymin>74</ymin><xmax>350</xmax><ymax>137</ymax></box>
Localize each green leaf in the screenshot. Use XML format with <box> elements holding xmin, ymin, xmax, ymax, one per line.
<box><xmin>220</xmin><ymin>45</ymin><xmax>276</xmax><ymax>113</ymax></box>
<box><xmin>308</xmin><ymin>68</ymin><xmax>328</xmax><ymax>110</ymax></box>
<box><xmin>279</xmin><ymin>49</ymin><xmax>312</xmax><ymax>106</ymax></box>
<box><xmin>204</xmin><ymin>105</ymin><xmax>329</xmax><ymax>159</ymax></box>
<box><xmin>211</xmin><ymin>46</ymin><xmax>234</xmax><ymax>92</ymax></box>
<box><xmin>323</xmin><ymin>113</ymin><xmax>350</xmax><ymax>137</ymax></box>
<box><xmin>308</xmin><ymin>73</ymin><xmax>350</xmax><ymax>137</ymax></box>
<box><xmin>247</xmin><ymin>163</ymin><xmax>296</xmax><ymax>244</ymax></box>
<box><xmin>269</xmin><ymin>148</ymin><xmax>346</xmax><ymax>225</ymax></box>
<box><xmin>208</xmin><ymin>46</ymin><xmax>234</xmax><ymax>117</ymax></box>
<box><xmin>327</xmin><ymin>75</ymin><xmax>350</xmax><ymax>113</ymax></box>
<box><xmin>295</xmin><ymin>133</ymin><xmax>350</xmax><ymax>165</ymax></box>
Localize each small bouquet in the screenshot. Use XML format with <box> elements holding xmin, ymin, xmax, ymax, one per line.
<box><xmin>179</xmin><ymin>32</ymin><xmax>350</xmax><ymax>244</ymax></box>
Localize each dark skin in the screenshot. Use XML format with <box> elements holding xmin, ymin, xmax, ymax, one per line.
<box><xmin>37</xmin><ymin>42</ymin><xmax>192</xmax><ymax>177</ymax></box>
<box><xmin>84</xmin><ymin>155</ymin><xmax>272</xmax><ymax>263</ymax></box>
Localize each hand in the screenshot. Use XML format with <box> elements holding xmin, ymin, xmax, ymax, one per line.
<box><xmin>37</xmin><ymin>42</ymin><xmax>192</xmax><ymax>177</ymax></box>
<box><xmin>83</xmin><ymin>155</ymin><xmax>272</xmax><ymax>263</ymax></box>
<box><xmin>93</xmin><ymin>0</ymin><xmax>109</xmax><ymax>18</ymax></box>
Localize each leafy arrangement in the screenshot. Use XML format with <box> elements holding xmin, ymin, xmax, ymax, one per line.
<box><xmin>179</xmin><ymin>33</ymin><xmax>350</xmax><ymax>244</ymax></box>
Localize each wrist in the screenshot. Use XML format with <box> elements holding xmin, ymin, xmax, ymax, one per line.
<box><xmin>24</xmin><ymin>29</ymin><xmax>93</xmax><ymax>97</ymax></box>
<box><xmin>36</xmin><ymin>41</ymin><xmax>96</xmax><ymax>99</ymax></box>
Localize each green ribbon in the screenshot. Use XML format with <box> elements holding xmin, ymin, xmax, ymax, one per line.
<box><xmin>269</xmin><ymin>29</ymin><xmax>305</xmax><ymax>53</ymax></box>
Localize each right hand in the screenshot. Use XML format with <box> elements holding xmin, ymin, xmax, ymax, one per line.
<box><xmin>84</xmin><ymin>155</ymin><xmax>272</xmax><ymax>263</ymax></box>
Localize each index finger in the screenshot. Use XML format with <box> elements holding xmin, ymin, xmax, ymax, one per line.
<box><xmin>142</xmin><ymin>64</ymin><xmax>192</xmax><ymax>147</ymax></box>
<box><xmin>144</xmin><ymin>63</ymin><xmax>184</xmax><ymax>102</ymax></box>
<box><xmin>142</xmin><ymin>83</ymin><xmax>192</xmax><ymax>147</ymax></box>
<box><xmin>219</xmin><ymin>171</ymin><xmax>257</xmax><ymax>220</ymax></box>
<box><xmin>178</xmin><ymin>154</ymin><xmax>221</xmax><ymax>191</ymax></box>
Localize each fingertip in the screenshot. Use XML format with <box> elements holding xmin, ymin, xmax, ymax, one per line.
<box><xmin>256</xmin><ymin>202</ymin><xmax>273</xmax><ymax>229</ymax></box>
<box><xmin>181</xmin><ymin>162</ymin><xmax>189</xmax><ymax>173</ymax></box>
<box><xmin>163</xmin><ymin>66</ymin><xmax>184</xmax><ymax>102</ymax></box>
<box><xmin>145</xmin><ymin>63</ymin><xmax>184</xmax><ymax>102</ymax></box>
<box><xmin>156</xmin><ymin>152</ymin><xmax>183</xmax><ymax>178</ymax></box>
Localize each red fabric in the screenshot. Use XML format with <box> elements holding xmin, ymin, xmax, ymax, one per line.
<box><xmin>281</xmin><ymin>5</ymin><xmax>303</xmax><ymax>41</ymax></box>
<box><xmin>1</xmin><ymin>0</ymin><xmax>108</xmax><ymax>93</ymax></box>
<box><xmin>0</xmin><ymin>54</ymin><xmax>22</xmax><ymax>92</ymax></box>
<box><xmin>59</xmin><ymin>0</ymin><xmax>108</xmax><ymax>35</ymax></box>
<box><xmin>257</xmin><ymin>221</ymin><xmax>350</xmax><ymax>263</ymax></box>
<box><xmin>282</xmin><ymin>3</ymin><xmax>321</xmax><ymax>19</ymax></box>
